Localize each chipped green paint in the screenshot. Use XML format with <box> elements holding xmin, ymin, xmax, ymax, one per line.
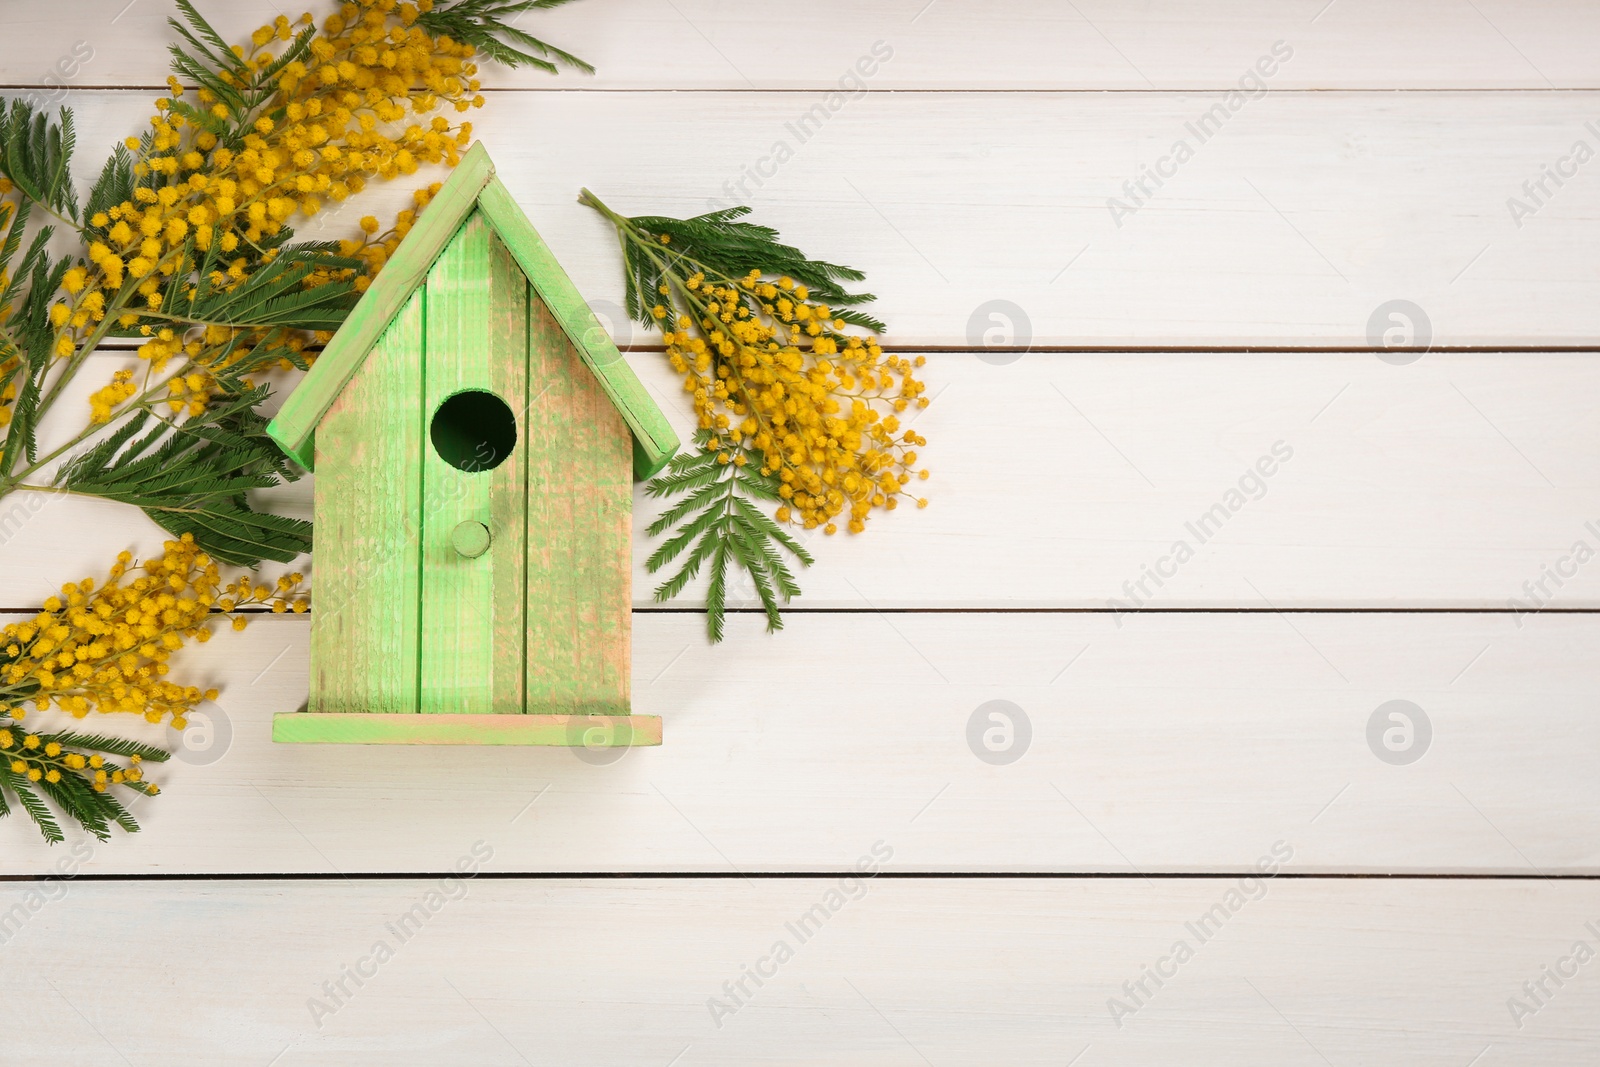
<box><xmin>308</xmin><ymin>290</ymin><xmax>423</xmax><ymax>716</ymax></box>
<box><xmin>270</xmin><ymin>147</ymin><xmax>667</xmax><ymax>746</ymax></box>
<box><xmin>416</xmin><ymin>213</ymin><xmax>529</xmax><ymax>717</ymax></box>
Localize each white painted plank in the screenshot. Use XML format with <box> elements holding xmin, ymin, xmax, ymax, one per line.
<box><xmin>9</xmin><ymin>349</ymin><xmax>1600</xmax><ymax>610</ymax></box>
<box><xmin>16</xmin><ymin>89</ymin><xmax>1600</xmax><ymax>349</ymax></box>
<box><xmin>6</xmin><ymin>0</ymin><xmax>1600</xmax><ymax>90</ymax></box>
<box><xmin>4</xmin><ymin>877</ymin><xmax>1597</xmax><ymax>1063</ymax></box>
<box><xmin>0</xmin><ymin>611</ymin><xmax>1594</xmax><ymax>875</ymax></box>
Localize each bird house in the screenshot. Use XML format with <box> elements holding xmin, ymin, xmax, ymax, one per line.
<box><xmin>265</xmin><ymin>144</ymin><xmax>677</xmax><ymax>746</ymax></box>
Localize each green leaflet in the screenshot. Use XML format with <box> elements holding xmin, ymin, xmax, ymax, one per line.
<box><xmin>56</xmin><ymin>388</ymin><xmax>313</xmax><ymax>566</ymax></box>
<box><xmin>595</xmin><ymin>200</ymin><xmax>886</xmax><ymax>334</ymax></box>
<box><xmin>165</xmin><ymin>238</ymin><xmax>362</xmax><ymax>334</ymax></box>
<box><xmin>645</xmin><ymin>434</ymin><xmax>813</xmax><ymax>642</ymax></box>
<box><xmin>0</xmin><ymin>99</ymin><xmax>79</xmax><ymax>221</ymax></box>
<box><xmin>0</xmin><ymin>225</ymin><xmax>66</xmax><ymax>473</ymax></box>
<box><xmin>0</xmin><ymin>726</ymin><xmax>171</xmax><ymax>843</ymax></box>
<box><xmin>166</xmin><ymin>0</ymin><xmax>317</xmax><ymax>132</ymax></box>
<box><xmin>4</xmin><ymin>773</ymin><xmax>63</xmax><ymax>844</ymax></box>
<box><xmin>418</xmin><ymin>0</ymin><xmax>595</xmax><ymax>74</ymax></box>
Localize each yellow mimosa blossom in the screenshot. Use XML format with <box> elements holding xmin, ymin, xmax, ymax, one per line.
<box><xmin>0</xmin><ymin>535</ymin><xmax>305</xmax><ymax>724</ymax></box>
<box><xmin>0</xmin><ymin>0</ymin><xmax>482</xmax><ymax>433</ymax></box>
<box><xmin>583</xmin><ymin>193</ymin><xmax>931</xmax><ymax>537</ymax></box>
<box><xmin>662</xmin><ymin>272</ymin><xmax>927</xmax><ymax>532</ymax></box>
<box><xmin>0</xmin><ymin>539</ymin><xmax>304</xmax><ymax>840</ymax></box>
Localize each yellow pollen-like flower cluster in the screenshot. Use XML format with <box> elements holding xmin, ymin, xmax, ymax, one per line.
<box><xmin>7</xmin><ymin>0</ymin><xmax>482</xmax><ymax>430</ymax></box>
<box><xmin>665</xmin><ymin>270</ymin><xmax>930</xmax><ymax>533</ymax></box>
<box><xmin>88</xmin><ymin>370</ymin><xmax>139</xmax><ymax>425</ymax></box>
<box><xmin>336</xmin><ymin>181</ymin><xmax>443</xmax><ymax>283</ymax></box>
<box><xmin>0</xmin><ymin>535</ymin><xmax>307</xmax><ymax>726</ymax></box>
<box><xmin>166</xmin><ymin>371</ymin><xmax>216</xmax><ymax>418</ymax></box>
<box><xmin>0</xmin><ymin>725</ymin><xmax>157</xmax><ymax>797</ymax></box>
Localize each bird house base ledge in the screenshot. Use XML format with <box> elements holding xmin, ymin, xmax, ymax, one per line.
<box><xmin>272</xmin><ymin>712</ymin><xmax>662</xmax><ymax>746</ymax></box>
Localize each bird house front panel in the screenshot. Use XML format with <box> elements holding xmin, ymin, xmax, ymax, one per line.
<box><xmin>418</xmin><ymin>213</ymin><xmax>529</xmax><ymax>716</ymax></box>
<box><xmin>306</xmin><ymin>207</ymin><xmax>636</xmax><ymax>723</ymax></box>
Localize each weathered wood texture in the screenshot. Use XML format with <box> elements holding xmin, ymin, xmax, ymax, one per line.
<box><xmin>268</xmin><ymin>145</ymin><xmax>677</xmax><ymax>477</ymax></box>
<box><xmin>524</xmin><ymin>284</ymin><xmax>635</xmax><ymax>715</ymax></box>
<box><xmin>419</xmin><ymin>213</ymin><xmax>530</xmax><ymax>716</ymax></box>
<box><xmin>25</xmin><ymin>90</ymin><xmax>1600</xmax><ymax>348</ymax></box>
<box><xmin>310</xmin><ymin>292</ymin><xmax>425</xmax><ymax>715</ymax></box>
<box><xmin>14</xmin><ymin>0</ymin><xmax>1600</xmax><ymax>89</ymax></box>
<box><xmin>291</xmin><ymin>202</ymin><xmax>640</xmax><ymax>732</ymax></box>
<box><xmin>267</xmin><ymin>147</ymin><xmax>496</xmax><ymax>469</ymax></box>
<box><xmin>5</xmin><ymin>611</ymin><xmax>1597</xmax><ymax>876</ymax></box>
<box><xmin>3</xmin><ymin>19</ymin><xmax>1598</xmax><ymax>1060</ymax></box>
<box><xmin>12</xmin><ymin>347</ymin><xmax>1600</xmax><ymax>612</ymax></box>
<box><xmin>6</xmin><ymin>878</ymin><xmax>1598</xmax><ymax>1064</ymax></box>
<box><xmin>477</xmin><ymin>176</ymin><xmax>679</xmax><ymax>478</ymax></box>
<box><xmin>306</xmin><ymin>212</ymin><xmax>618</xmax><ymax>729</ymax></box>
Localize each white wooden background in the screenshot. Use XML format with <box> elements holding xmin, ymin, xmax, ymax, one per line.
<box><xmin>4</xmin><ymin>1</ymin><xmax>1600</xmax><ymax>1062</ymax></box>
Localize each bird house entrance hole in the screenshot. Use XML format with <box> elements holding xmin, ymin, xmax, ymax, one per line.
<box><xmin>430</xmin><ymin>389</ymin><xmax>518</xmax><ymax>472</ymax></box>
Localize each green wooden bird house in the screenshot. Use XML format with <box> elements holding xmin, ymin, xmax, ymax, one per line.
<box><xmin>265</xmin><ymin>144</ymin><xmax>677</xmax><ymax>746</ymax></box>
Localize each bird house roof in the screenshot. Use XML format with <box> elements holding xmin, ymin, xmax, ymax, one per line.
<box><xmin>266</xmin><ymin>142</ymin><xmax>678</xmax><ymax>480</ymax></box>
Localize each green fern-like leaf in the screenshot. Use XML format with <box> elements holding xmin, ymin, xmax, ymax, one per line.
<box><xmin>35</xmin><ymin>730</ymin><xmax>171</xmax><ymax>764</ymax></box>
<box><xmin>0</xmin><ymin>723</ymin><xmax>166</xmax><ymax>843</ymax></box>
<box><xmin>161</xmin><ymin>241</ymin><xmax>361</xmax><ymax>332</ymax></box>
<box><xmin>417</xmin><ymin>0</ymin><xmax>594</xmax><ymax>74</ymax></box>
<box><xmin>4</xmin><ymin>772</ymin><xmax>64</xmax><ymax>844</ymax></box>
<box><xmin>38</xmin><ymin>774</ymin><xmax>113</xmax><ymax>840</ymax></box>
<box><xmin>644</xmin><ymin>434</ymin><xmax>813</xmax><ymax>642</ymax></box>
<box><xmin>85</xmin><ymin>144</ymin><xmax>136</xmax><ymax>222</ymax></box>
<box><xmin>0</xmin><ymin>99</ymin><xmax>79</xmax><ymax>221</ymax></box>
<box><xmin>581</xmin><ymin>192</ymin><xmax>885</xmax><ymax>333</ymax></box>
<box><xmin>55</xmin><ymin>390</ymin><xmax>312</xmax><ymax>566</ymax></box>
<box><xmin>0</xmin><ymin>231</ymin><xmax>66</xmax><ymax>474</ymax></box>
